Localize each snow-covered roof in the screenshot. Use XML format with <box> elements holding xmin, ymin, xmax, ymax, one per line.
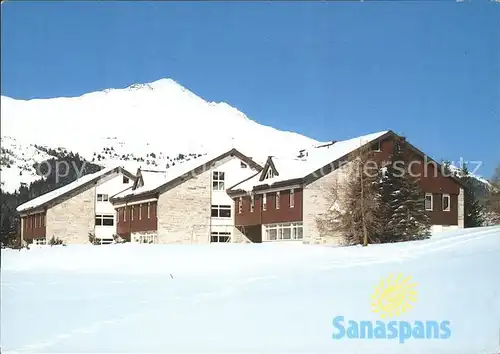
<box><xmin>229</xmin><ymin>131</ymin><xmax>389</xmax><ymax>192</ymax></box>
<box><xmin>111</xmin><ymin>147</ymin><xmax>262</xmax><ymax>201</ymax></box>
<box><xmin>17</xmin><ymin>165</ymin><xmax>133</xmax><ymax>213</ymax></box>
<box><xmin>112</xmin><ymin>169</ymin><xmax>169</xmax><ymax>199</ymax></box>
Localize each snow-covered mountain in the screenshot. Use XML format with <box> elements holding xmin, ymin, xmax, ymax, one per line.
<box><xmin>1</xmin><ymin>79</ymin><xmax>320</xmax><ymax>192</ymax></box>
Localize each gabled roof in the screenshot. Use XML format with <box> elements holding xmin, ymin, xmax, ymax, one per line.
<box><xmin>110</xmin><ymin>148</ymin><xmax>262</xmax><ymax>202</ymax></box>
<box><xmin>228</xmin><ymin>130</ymin><xmax>467</xmax><ymax>194</ymax></box>
<box><xmin>228</xmin><ymin>131</ymin><xmax>390</xmax><ymax>193</ymax></box>
<box><xmin>16</xmin><ymin>166</ymin><xmax>135</xmax><ymax>214</ymax></box>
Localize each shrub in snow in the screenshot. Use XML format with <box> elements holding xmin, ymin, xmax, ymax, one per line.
<box><xmin>88</xmin><ymin>232</ymin><xmax>101</xmax><ymax>245</ymax></box>
<box><xmin>49</xmin><ymin>236</ymin><xmax>65</xmax><ymax>246</ymax></box>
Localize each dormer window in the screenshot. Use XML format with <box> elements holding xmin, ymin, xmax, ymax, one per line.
<box><xmin>265</xmin><ymin>168</ymin><xmax>274</xmax><ymax>179</ymax></box>
<box><xmin>371</xmin><ymin>141</ymin><xmax>381</xmax><ymax>152</ymax></box>
<box><xmin>123</xmin><ymin>176</ymin><xmax>130</xmax><ymax>184</ymax></box>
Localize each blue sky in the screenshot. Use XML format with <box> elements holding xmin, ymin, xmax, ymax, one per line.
<box><xmin>2</xmin><ymin>1</ymin><xmax>499</xmax><ymax>178</ymax></box>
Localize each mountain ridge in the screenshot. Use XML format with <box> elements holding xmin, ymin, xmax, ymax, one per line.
<box><xmin>0</xmin><ymin>78</ymin><xmax>321</xmax><ymax>193</ymax></box>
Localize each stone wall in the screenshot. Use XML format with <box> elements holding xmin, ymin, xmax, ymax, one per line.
<box><xmin>302</xmin><ymin>163</ymin><xmax>352</xmax><ymax>245</ymax></box>
<box><xmin>156</xmin><ymin>168</ymin><xmax>212</xmax><ymax>244</ymax></box>
<box><xmin>46</xmin><ymin>186</ymin><xmax>95</xmax><ymax>244</ymax></box>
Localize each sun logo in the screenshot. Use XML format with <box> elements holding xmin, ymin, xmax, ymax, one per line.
<box><xmin>370</xmin><ymin>274</ymin><xmax>418</xmax><ymax>319</ymax></box>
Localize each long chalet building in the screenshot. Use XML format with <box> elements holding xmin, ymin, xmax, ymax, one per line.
<box><xmin>16</xmin><ymin>166</ymin><xmax>135</xmax><ymax>245</ymax></box>
<box><xmin>227</xmin><ymin>130</ymin><xmax>465</xmax><ymax>245</ymax></box>
<box><xmin>15</xmin><ymin>130</ymin><xmax>466</xmax><ymax>246</ymax></box>
<box><xmin>109</xmin><ymin>148</ymin><xmax>262</xmax><ymax>243</ymax></box>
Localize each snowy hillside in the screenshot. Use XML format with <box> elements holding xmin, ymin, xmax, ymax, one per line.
<box><xmin>0</xmin><ymin>79</ymin><xmax>320</xmax><ymax>192</ymax></box>
<box><xmin>2</xmin><ymin>226</ymin><xmax>500</xmax><ymax>353</ymax></box>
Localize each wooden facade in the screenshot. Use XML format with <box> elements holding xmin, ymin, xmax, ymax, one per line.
<box><xmin>374</xmin><ymin>135</ymin><xmax>461</xmax><ymax>226</ymax></box>
<box><xmin>116</xmin><ymin>201</ymin><xmax>158</xmax><ymax>241</ymax></box>
<box><xmin>235</xmin><ymin>188</ymin><xmax>303</xmax><ymax>226</ymax></box>
<box><xmin>22</xmin><ymin>212</ymin><xmax>46</xmax><ymax>241</ymax></box>
<box><xmin>232</xmin><ymin>132</ymin><xmax>464</xmax><ymax>237</ymax></box>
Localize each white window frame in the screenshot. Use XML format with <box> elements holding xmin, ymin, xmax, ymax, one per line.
<box><xmin>263</xmin><ymin>222</ymin><xmax>303</xmax><ymax>241</ymax></box>
<box><xmin>442</xmin><ymin>194</ymin><xmax>451</xmax><ymax>212</ymax></box>
<box><xmin>97</xmin><ymin>193</ymin><xmax>109</xmax><ymax>202</ymax></box>
<box><xmin>147</xmin><ymin>202</ymin><xmax>151</xmax><ymax>219</ymax></box>
<box><xmin>210</xmin><ymin>231</ymin><xmax>231</xmax><ymax>243</ymax></box>
<box><xmin>211</xmin><ymin>205</ymin><xmax>231</xmax><ymax>218</ymax></box>
<box><xmin>212</xmin><ymin>171</ymin><xmax>225</xmax><ymax>191</ymax></box>
<box><xmin>425</xmin><ymin>193</ymin><xmax>433</xmax><ymax>211</ymax></box>
<box><xmin>238</xmin><ymin>197</ymin><xmax>242</xmax><ymax>214</ymax></box>
<box><xmin>371</xmin><ymin>140</ymin><xmax>381</xmax><ymax>152</ymax></box>
<box><xmin>135</xmin><ymin>234</ymin><xmax>158</xmax><ymax>244</ymax></box>
<box><xmin>263</xmin><ymin>193</ymin><xmax>267</xmax><ymax>211</ymax></box>
<box><xmin>139</xmin><ymin>204</ymin><xmax>142</xmax><ymax>220</ymax></box>
<box><xmin>33</xmin><ymin>237</ymin><xmax>47</xmax><ymax>245</ymax></box>
<box><xmin>250</xmin><ymin>194</ymin><xmax>255</xmax><ymax>212</ymax></box>
<box><xmin>265</xmin><ymin>168</ymin><xmax>274</xmax><ymax>179</ymax></box>
<box><xmin>131</xmin><ymin>205</ymin><xmax>134</xmax><ymax>221</ymax></box>
<box><xmin>123</xmin><ymin>207</ymin><xmax>126</xmax><ymax>222</ymax></box>
<box><xmin>290</xmin><ymin>189</ymin><xmax>295</xmax><ymax>208</ymax></box>
<box><xmin>95</xmin><ymin>214</ymin><xmax>114</xmax><ymax>226</ymax></box>
<box><xmin>276</xmin><ymin>191</ymin><xmax>280</xmax><ymax>209</ymax></box>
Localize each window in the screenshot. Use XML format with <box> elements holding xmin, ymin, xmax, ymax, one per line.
<box><xmin>265</xmin><ymin>168</ymin><xmax>274</xmax><ymax>179</ymax></box>
<box><xmin>371</xmin><ymin>141</ymin><xmax>381</xmax><ymax>152</ymax></box>
<box><xmin>212</xmin><ymin>171</ymin><xmax>225</xmax><ymax>191</ymax></box>
<box><xmin>95</xmin><ymin>214</ymin><xmax>114</xmax><ymax>226</ymax></box>
<box><xmin>290</xmin><ymin>189</ymin><xmax>295</xmax><ymax>208</ymax></box>
<box><xmin>34</xmin><ymin>215</ymin><xmax>38</xmax><ymax>228</ymax></box>
<box><xmin>250</xmin><ymin>194</ymin><xmax>255</xmax><ymax>212</ymax></box>
<box><xmin>263</xmin><ymin>193</ymin><xmax>267</xmax><ymax>211</ymax></box>
<box><xmin>442</xmin><ymin>194</ymin><xmax>450</xmax><ymax>211</ymax></box>
<box><xmin>211</xmin><ymin>205</ymin><xmax>231</xmax><ymax>218</ymax></box>
<box><xmin>264</xmin><ymin>222</ymin><xmax>303</xmax><ymax>241</ymax></box>
<box><xmin>139</xmin><ymin>204</ymin><xmax>142</xmax><ymax>220</ymax></box>
<box><xmin>131</xmin><ymin>206</ymin><xmax>134</xmax><ymax>221</ymax></box>
<box><xmin>123</xmin><ymin>176</ymin><xmax>130</xmax><ymax>184</ymax></box>
<box><xmin>134</xmin><ymin>234</ymin><xmax>157</xmax><ymax>244</ymax></box>
<box><xmin>123</xmin><ymin>207</ymin><xmax>126</xmax><ymax>222</ymax></box>
<box><xmin>425</xmin><ymin>193</ymin><xmax>433</xmax><ymax>211</ymax></box>
<box><xmin>97</xmin><ymin>194</ymin><xmax>109</xmax><ymax>202</ymax></box>
<box><xmin>240</xmin><ymin>161</ymin><xmax>248</xmax><ymax>168</ymax></box>
<box><xmin>147</xmin><ymin>203</ymin><xmax>151</xmax><ymax>219</ymax></box>
<box><xmin>276</xmin><ymin>191</ymin><xmax>280</xmax><ymax>209</ymax></box>
<box><xmin>211</xmin><ymin>231</ymin><xmax>231</xmax><ymax>243</ymax></box>
<box><xmin>33</xmin><ymin>238</ymin><xmax>46</xmax><ymax>245</ymax></box>
<box><xmin>238</xmin><ymin>197</ymin><xmax>242</xmax><ymax>214</ymax></box>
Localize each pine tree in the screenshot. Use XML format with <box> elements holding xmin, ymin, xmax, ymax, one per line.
<box><xmin>460</xmin><ymin>164</ymin><xmax>485</xmax><ymax>227</ymax></box>
<box><xmin>379</xmin><ymin>137</ymin><xmax>431</xmax><ymax>241</ymax></box>
<box><xmin>316</xmin><ymin>144</ymin><xmax>383</xmax><ymax>246</ymax></box>
<box><xmin>485</xmin><ymin>164</ymin><xmax>500</xmax><ymax>225</ymax></box>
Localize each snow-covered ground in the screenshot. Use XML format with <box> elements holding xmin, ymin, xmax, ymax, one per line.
<box><xmin>2</xmin><ymin>226</ymin><xmax>500</xmax><ymax>354</ymax></box>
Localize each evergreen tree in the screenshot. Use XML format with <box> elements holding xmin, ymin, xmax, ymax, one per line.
<box><xmin>0</xmin><ymin>153</ymin><xmax>102</xmax><ymax>248</ymax></box>
<box><xmin>0</xmin><ymin>190</ymin><xmax>19</xmax><ymax>248</ymax></box>
<box><xmin>316</xmin><ymin>144</ymin><xmax>383</xmax><ymax>246</ymax></box>
<box><xmin>379</xmin><ymin>137</ymin><xmax>431</xmax><ymax>241</ymax></box>
<box><xmin>460</xmin><ymin>164</ymin><xmax>485</xmax><ymax>227</ymax></box>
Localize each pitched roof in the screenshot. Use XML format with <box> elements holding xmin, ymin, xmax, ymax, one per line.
<box><xmin>228</xmin><ymin>131</ymin><xmax>389</xmax><ymax>193</ymax></box>
<box><xmin>110</xmin><ymin>147</ymin><xmax>262</xmax><ymax>202</ymax></box>
<box><xmin>16</xmin><ymin>165</ymin><xmax>135</xmax><ymax>213</ymax></box>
